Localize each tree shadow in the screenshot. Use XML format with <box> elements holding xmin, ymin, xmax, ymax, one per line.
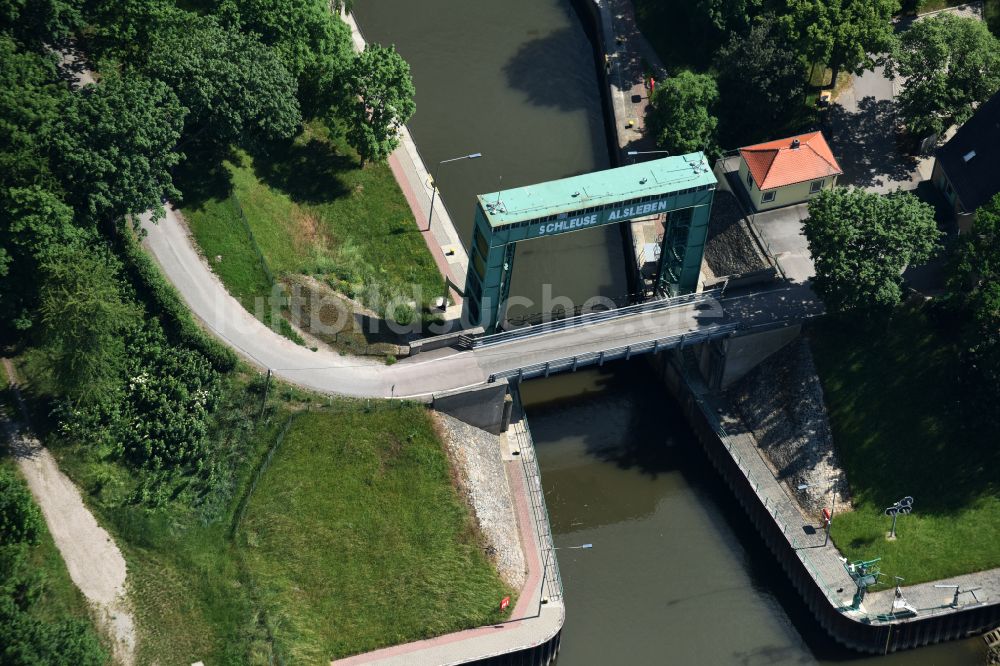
<box><xmin>172</xmin><ymin>145</ymin><xmax>239</xmax><ymax>210</ymax></box>
<box><xmin>252</xmin><ymin>136</ymin><xmax>353</xmax><ymax>205</ymax></box>
<box><xmin>828</xmin><ymin>96</ymin><xmax>920</xmax><ymax>190</ymax></box>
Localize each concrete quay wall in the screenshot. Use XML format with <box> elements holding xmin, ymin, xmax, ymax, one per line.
<box><xmin>650</xmin><ymin>351</ymin><xmax>1000</xmax><ymax>654</ymax></box>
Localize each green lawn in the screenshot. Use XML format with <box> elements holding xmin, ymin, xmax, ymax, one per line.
<box><xmin>239</xmin><ymin>407</ymin><xmax>513</xmax><ymax>663</ymax></box>
<box><xmin>12</xmin><ymin>351</ymin><xmax>511</xmax><ymax>663</ymax></box>
<box><xmin>809</xmin><ymin>306</ymin><xmax>1000</xmax><ymax>588</ymax></box>
<box><xmin>181</xmin><ymin>120</ymin><xmax>444</xmax><ymax>329</ymax></box>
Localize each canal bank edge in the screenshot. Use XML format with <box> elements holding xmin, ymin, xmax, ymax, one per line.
<box><xmin>343</xmin><ymin>9</ymin><xmax>470</xmax><ymax>315</ymax></box>
<box><xmin>650</xmin><ymin>350</ymin><xmax>1000</xmax><ymax>654</ymax></box>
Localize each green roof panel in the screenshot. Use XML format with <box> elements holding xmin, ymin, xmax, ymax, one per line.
<box><xmin>476</xmin><ymin>153</ymin><xmax>716</xmax><ymax>227</ymax></box>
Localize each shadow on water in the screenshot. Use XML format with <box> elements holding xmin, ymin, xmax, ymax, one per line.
<box><xmin>503</xmin><ymin>27</ymin><xmax>603</xmax><ymax>113</ymax></box>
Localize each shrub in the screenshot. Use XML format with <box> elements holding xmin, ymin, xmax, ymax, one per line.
<box><xmin>0</xmin><ymin>468</ymin><xmax>42</xmax><ymax>547</ymax></box>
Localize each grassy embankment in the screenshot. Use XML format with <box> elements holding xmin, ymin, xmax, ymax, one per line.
<box><xmin>13</xmin><ymin>354</ymin><xmax>511</xmax><ymax>663</ymax></box>
<box><xmin>180</xmin><ymin>120</ymin><xmax>445</xmax><ymax>354</ymax></box>
<box><xmin>241</xmin><ymin>408</ymin><xmax>513</xmax><ymax>662</ymax></box>
<box><xmin>809</xmin><ymin>305</ymin><xmax>1000</xmax><ymax>588</ymax></box>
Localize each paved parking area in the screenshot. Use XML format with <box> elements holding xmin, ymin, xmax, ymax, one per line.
<box><xmin>750</xmin><ymin>204</ymin><xmax>815</xmax><ymax>284</ymax></box>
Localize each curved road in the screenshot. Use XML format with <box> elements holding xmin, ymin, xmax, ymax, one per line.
<box><xmin>142</xmin><ymin>208</ymin><xmax>820</xmax><ymax>400</ymax></box>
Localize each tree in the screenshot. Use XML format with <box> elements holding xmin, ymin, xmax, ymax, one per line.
<box><xmin>50</xmin><ymin>72</ymin><xmax>185</xmax><ymax>226</ymax></box>
<box><xmin>886</xmin><ymin>14</ymin><xmax>1000</xmax><ymax>139</ymax></box>
<box><xmin>647</xmin><ymin>70</ymin><xmax>719</xmax><ymax>156</ymax></box>
<box><xmin>342</xmin><ymin>43</ymin><xmax>416</xmax><ymax>167</ymax></box>
<box><xmin>222</xmin><ymin>0</ymin><xmax>354</xmax><ymax>116</ymax></box>
<box><xmin>715</xmin><ymin>17</ymin><xmax>807</xmax><ymax>145</ymax></box>
<box><xmin>0</xmin><ymin>186</ymin><xmax>83</xmax><ymax>331</ymax></box>
<box><xmin>951</xmin><ymin>194</ymin><xmax>1000</xmax><ymax>326</ymax></box>
<box><xmin>698</xmin><ymin>0</ymin><xmax>767</xmax><ymax>32</ymax></box>
<box><xmin>0</xmin><ymin>0</ymin><xmax>81</xmax><ymax>48</ymax></box>
<box><xmin>949</xmin><ymin>194</ymin><xmax>1000</xmax><ymax>430</ymax></box>
<box><xmin>39</xmin><ymin>242</ymin><xmax>143</xmax><ymax>406</ymax></box>
<box><xmin>143</xmin><ymin>12</ymin><xmax>301</xmax><ymax>148</ymax></box>
<box><xmin>0</xmin><ymin>35</ymin><xmax>68</xmax><ymax>196</ymax></box>
<box><xmin>803</xmin><ymin>188</ymin><xmax>941</xmax><ymax>312</ymax></box>
<box><xmin>776</xmin><ymin>0</ymin><xmax>899</xmax><ymax>79</ymax></box>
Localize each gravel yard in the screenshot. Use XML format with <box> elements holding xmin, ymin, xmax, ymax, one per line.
<box><xmin>703</xmin><ymin>190</ymin><xmax>770</xmax><ymax>279</ymax></box>
<box><xmin>726</xmin><ymin>338</ymin><xmax>850</xmax><ymax>518</ymax></box>
<box><xmin>434</xmin><ymin>412</ymin><xmax>527</xmax><ymax>590</ymax></box>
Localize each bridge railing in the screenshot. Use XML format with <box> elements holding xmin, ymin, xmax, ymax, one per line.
<box><xmin>488</xmin><ymin>323</ymin><xmax>738</xmax><ymax>383</ymax></box>
<box><xmin>473</xmin><ymin>289</ymin><xmax>724</xmax><ymax>349</ymax></box>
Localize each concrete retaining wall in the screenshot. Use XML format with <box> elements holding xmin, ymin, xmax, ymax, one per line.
<box><xmin>697</xmin><ymin>323</ymin><xmax>802</xmax><ymax>390</ymax></box>
<box><xmin>650</xmin><ymin>351</ymin><xmax>1000</xmax><ymax>654</ymax></box>
<box><xmin>432</xmin><ymin>380</ymin><xmax>511</xmax><ymax>435</ymax></box>
<box><xmin>409</xmin><ymin>327</ymin><xmax>483</xmax><ymax>356</ymax></box>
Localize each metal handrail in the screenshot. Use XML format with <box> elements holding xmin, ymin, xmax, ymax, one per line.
<box><xmin>487</xmin><ymin>323</ymin><xmax>738</xmax><ymax>383</ymax></box>
<box><xmin>511</xmin><ymin>390</ymin><xmax>563</xmax><ymax>601</ymax></box>
<box><xmin>475</xmin><ymin>289</ymin><xmax>723</xmax><ymax>348</ymax></box>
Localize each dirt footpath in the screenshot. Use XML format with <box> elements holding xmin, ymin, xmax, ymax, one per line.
<box><xmin>2</xmin><ymin>359</ymin><xmax>135</xmax><ymax>665</ymax></box>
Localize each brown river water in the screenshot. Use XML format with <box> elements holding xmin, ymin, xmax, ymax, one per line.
<box><xmin>352</xmin><ymin>2</ymin><xmax>985</xmax><ymax>662</ymax></box>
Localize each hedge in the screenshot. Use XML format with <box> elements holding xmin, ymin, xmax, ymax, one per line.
<box><xmin>119</xmin><ymin>228</ymin><xmax>238</xmax><ymax>373</ymax></box>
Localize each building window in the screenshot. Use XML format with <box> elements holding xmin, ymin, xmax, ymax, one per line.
<box><xmin>761</xmin><ymin>191</ymin><xmax>776</xmax><ymax>204</ymax></box>
<box><xmin>746</xmin><ymin>170</ymin><xmax>754</xmax><ymax>188</ymax></box>
<box><xmin>810</xmin><ymin>179</ymin><xmax>825</xmax><ymax>194</ymax></box>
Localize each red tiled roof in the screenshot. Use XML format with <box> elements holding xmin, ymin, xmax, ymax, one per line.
<box><xmin>739</xmin><ymin>132</ymin><xmax>843</xmax><ymax>190</ymax></box>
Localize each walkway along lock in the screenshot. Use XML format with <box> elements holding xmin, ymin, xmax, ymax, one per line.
<box><xmin>462</xmin><ymin>154</ymin><xmax>718</xmax><ymax>332</ymax></box>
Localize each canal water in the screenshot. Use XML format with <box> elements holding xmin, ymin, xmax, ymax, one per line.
<box><xmin>521</xmin><ymin>363</ymin><xmax>985</xmax><ymax>665</ymax></box>
<box><xmin>352</xmin><ymin>0</ymin><xmax>629</xmax><ymax>323</ymax></box>
<box><xmin>352</xmin><ymin>2</ymin><xmax>986</xmax><ymax>663</ymax></box>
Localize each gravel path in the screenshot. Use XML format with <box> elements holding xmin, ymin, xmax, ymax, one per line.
<box><xmin>433</xmin><ymin>411</ymin><xmax>526</xmax><ymax>590</ymax></box>
<box><xmin>2</xmin><ymin>359</ymin><xmax>135</xmax><ymax>665</ymax></box>
<box><xmin>725</xmin><ymin>338</ymin><xmax>850</xmax><ymax>517</ymax></box>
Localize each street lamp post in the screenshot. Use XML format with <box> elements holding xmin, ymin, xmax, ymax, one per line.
<box><xmin>427</xmin><ymin>152</ymin><xmax>482</xmax><ymax>232</ymax></box>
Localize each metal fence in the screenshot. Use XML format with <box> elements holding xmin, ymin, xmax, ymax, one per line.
<box><xmin>230</xmin><ymin>193</ymin><xmax>277</xmax><ymax>288</ymax></box>
<box><xmin>510</xmin><ymin>390</ymin><xmax>563</xmax><ymax>603</ymax></box>
<box><xmin>487</xmin><ymin>323</ymin><xmax>738</xmax><ymax>383</ymax></box>
<box><xmin>476</xmin><ymin>289</ymin><xmax>724</xmax><ymax>348</ymax></box>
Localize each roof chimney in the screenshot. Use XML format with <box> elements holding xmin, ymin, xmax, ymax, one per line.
<box><xmin>790</xmin><ymin>139</ymin><xmax>801</xmax><ymax>149</ymax></box>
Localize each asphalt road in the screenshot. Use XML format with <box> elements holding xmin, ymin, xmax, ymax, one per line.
<box><xmin>143</xmin><ymin>207</ymin><xmax>818</xmax><ymax>399</ymax></box>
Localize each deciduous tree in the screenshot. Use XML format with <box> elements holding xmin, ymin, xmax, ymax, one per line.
<box><xmin>144</xmin><ymin>13</ymin><xmax>301</xmax><ymax>148</ymax></box>
<box><xmin>951</xmin><ymin>194</ymin><xmax>1000</xmax><ymax>326</ymax></box>
<box><xmin>50</xmin><ymin>72</ymin><xmax>185</xmax><ymax>226</ymax></box>
<box><xmin>0</xmin><ymin>0</ymin><xmax>81</xmax><ymax>48</ymax></box>
<box><xmin>342</xmin><ymin>43</ymin><xmax>415</xmax><ymax>167</ymax></box>
<box><xmin>647</xmin><ymin>70</ymin><xmax>719</xmax><ymax>156</ymax></box>
<box><xmin>776</xmin><ymin>0</ymin><xmax>899</xmax><ymax>78</ymax></box>
<box><xmin>0</xmin><ymin>468</ymin><xmax>41</xmax><ymax>547</ymax></box>
<box><xmin>39</xmin><ymin>242</ymin><xmax>142</xmax><ymax>406</ymax></box>
<box><xmin>222</xmin><ymin>0</ymin><xmax>354</xmax><ymax>116</ymax></box>
<box><xmin>886</xmin><ymin>14</ymin><xmax>1000</xmax><ymax>139</ymax></box>
<box><xmin>803</xmin><ymin>188</ymin><xmax>941</xmax><ymax>312</ymax></box>
<box><xmin>715</xmin><ymin>17</ymin><xmax>807</xmax><ymax>145</ymax></box>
